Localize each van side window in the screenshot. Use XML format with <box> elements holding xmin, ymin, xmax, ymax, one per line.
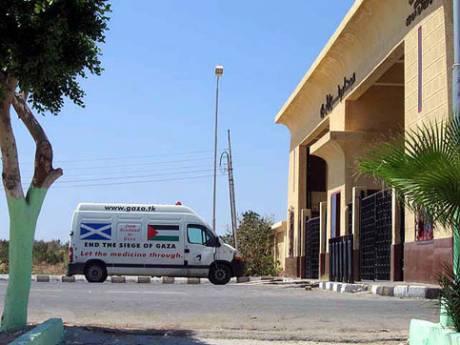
<box><xmin>187</xmin><ymin>225</ymin><xmax>211</xmax><ymax>245</ymax></box>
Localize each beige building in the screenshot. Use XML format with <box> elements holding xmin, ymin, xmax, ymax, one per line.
<box><xmin>271</xmin><ymin>221</ymin><xmax>287</xmax><ymax>273</ymax></box>
<box><xmin>275</xmin><ymin>0</ymin><xmax>453</xmax><ymax>284</ymax></box>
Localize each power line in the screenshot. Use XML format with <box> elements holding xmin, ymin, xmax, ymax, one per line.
<box><xmin>51</xmin><ymin>173</ymin><xmax>225</xmax><ymax>189</ymax></box>
<box><xmin>14</xmin><ymin>159</ymin><xmax>251</xmax><ymax>182</ymax></box>
<box><xmin>55</xmin><ymin>168</ymin><xmax>215</xmax><ymax>184</ymax></box>
<box><xmin>52</xmin><ymin>149</ymin><xmax>214</xmax><ymax>164</ymax></box>
<box><xmin>12</xmin><ymin>156</ymin><xmax>214</xmax><ymax>173</ymax></box>
<box><xmin>43</xmin><ymin>163</ymin><xmax>216</xmax><ymax>179</ymax></box>
<box><xmin>4</xmin><ymin>149</ymin><xmax>217</xmax><ymax>166</ymax></box>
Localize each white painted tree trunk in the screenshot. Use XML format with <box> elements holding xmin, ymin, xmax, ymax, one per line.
<box><xmin>1</xmin><ymin>189</ymin><xmax>47</xmax><ymax>331</ymax></box>
<box><xmin>0</xmin><ymin>84</ymin><xmax>62</xmax><ymax>331</ymax></box>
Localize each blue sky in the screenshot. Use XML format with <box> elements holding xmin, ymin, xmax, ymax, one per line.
<box><xmin>3</xmin><ymin>0</ymin><xmax>354</xmax><ymax>241</ymax></box>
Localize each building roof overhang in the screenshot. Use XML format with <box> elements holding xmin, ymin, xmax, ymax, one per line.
<box><xmin>274</xmin><ymin>0</ymin><xmax>365</xmax><ymax>126</ymax></box>
<box><xmin>271</xmin><ymin>221</ymin><xmax>287</xmax><ymax>233</ymax></box>
<box><xmin>310</xmin><ymin>130</ymin><xmax>368</xmax><ymax>157</ymax></box>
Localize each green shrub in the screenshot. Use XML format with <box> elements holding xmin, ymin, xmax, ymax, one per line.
<box><xmin>0</xmin><ymin>240</ymin><xmax>8</xmax><ymax>264</ymax></box>
<box><xmin>222</xmin><ymin>211</ymin><xmax>277</xmax><ymax>277</ymax></box>
<box><xmin>0</xmin><ymin>240</ymin><xmax>67</xmax><ymax>268</ymax></box>
<box><xmin>439</xmin><ymin>264</ymin><xmax>460</xmax><ymax>332</ymax></box>
<box><xmin>33</xmin><ymin>240</ymin><xmax>67</xmax><ymax>265</ymax></box>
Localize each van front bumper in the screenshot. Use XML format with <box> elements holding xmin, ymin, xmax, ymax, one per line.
<box><xmin>231</xmin><ymin>259</ymin><xmax>245</xmax><ymax>277</ymax></box>
<box><xmin>67</xmin><ymin>263</ymin><xmax>85</xmax><ymax>276</ymax></box>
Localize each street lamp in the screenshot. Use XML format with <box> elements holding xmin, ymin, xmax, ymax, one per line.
<box><xmin>212</xmin><ymin>65</ymin><xmax>223</xmax><ymax>233</ymax></box>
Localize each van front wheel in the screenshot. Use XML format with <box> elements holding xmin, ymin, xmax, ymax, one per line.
<box><xmin>209</xmin><ymin>263</ymin><xmax>231</xmax><ymax>285</ymax></box>
<box><xmin>84</xmin><ymin>262</ymin><xmax>107</xmax><ymax>283</ymax></box>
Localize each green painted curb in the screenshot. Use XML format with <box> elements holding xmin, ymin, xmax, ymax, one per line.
<box><xmin>8</xmin><ymin>318</ymin><xmax>63</xmax><ymax>345</ymax></box>
<box><xmin>409</xmin><ymin>319</ymin><xmax>460</xmax><ymax>345</ymax></box>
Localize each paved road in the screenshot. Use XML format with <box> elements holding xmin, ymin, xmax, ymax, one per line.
<box><xmin>0</xmin><ymin>281</ymin><xmax>439</xmax><ymax>344</ymax></box>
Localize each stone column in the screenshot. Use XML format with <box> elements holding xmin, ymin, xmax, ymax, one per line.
<box><xmin>300</xmin><ymin>209</ymin><xmax>312</xmax><ymax>278</ymax></box>
<box><xmin>352</xmin><ymin>186</ymin><xmax>365</xmax><ymax>281</ymax></box>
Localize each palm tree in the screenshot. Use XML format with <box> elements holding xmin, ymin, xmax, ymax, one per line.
<box><xmin>359</xmin><ymin>117</ymin><xmax>460</xmax><ymax>231</ymax></box>
<box><xmin>358</xmin><ymin>117</ymin><xmax>460</xmax><ymax>330</ymax></box>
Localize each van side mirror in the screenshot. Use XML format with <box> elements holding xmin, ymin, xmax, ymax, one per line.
<box><xmin>208</xmin><ymin>237</ymin><xmax>221</xmax><ymax>247</ymax></box>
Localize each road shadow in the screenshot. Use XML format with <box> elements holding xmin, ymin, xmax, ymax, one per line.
<box><xmin>63</xmin><ymin>325</ymin><xmax>211</xmax><ymax>345</ymax></box>
<box><xmin>0</xmin><ymin>326</ymin><xmax>34</xmax><ymax>345</ymax></box>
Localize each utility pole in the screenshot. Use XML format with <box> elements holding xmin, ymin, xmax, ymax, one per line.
<box><xmin>220</xmin><ymin>130</ymin><xmax>238</xmax><ymax>250</ymax></box>
<box><xmin>227</xmin><ymin>130</ymin><xmax>238</xmax><ymax>250</ymax></box>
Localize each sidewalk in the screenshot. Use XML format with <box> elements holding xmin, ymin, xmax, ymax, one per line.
<box><xmin>239</xmin><ymin>277</ymin><xmax>441</xmax><ymax>299</ymax></box>
<box><xmin>316</xmin><ymin>280</ymin><xmax>440</xmax><ymax>299</ymax></box>
<box><xmin>0</xmin><ymin>274</ymin><xmax>439</xmax><ymax>299</ymax></box>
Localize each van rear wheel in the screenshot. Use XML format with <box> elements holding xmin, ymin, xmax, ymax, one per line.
<box><xmin>84</xmin><ymin>262</ymin><xmax>107</xmax><ymax>283</ymax></box>
<box><xmin>209</xmin><ymin>263</ymin><xmax>231</xmax><ymax>285</ymax></box>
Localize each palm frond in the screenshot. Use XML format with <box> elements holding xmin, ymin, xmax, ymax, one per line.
<box><xmin>358</xmin><ymin>117</ymin><xmax>460</xmax><ymax>229</ymax></box>
<box><xmin>439</xmin><ymin>260</ymin><xmax>460</xmax><ymax>331</ymax></box>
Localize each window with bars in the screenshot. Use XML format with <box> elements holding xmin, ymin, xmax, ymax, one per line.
<box><xmin>415</xmin><ymin>209</ymin><xmax>433</xmax><ymax>242</ymax></box>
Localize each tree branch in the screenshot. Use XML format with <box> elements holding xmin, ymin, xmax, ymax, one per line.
<box><xmin>0</xmin><ymin>77</ymin><xmax>23</xmax><ymax>199</ymax></box>
<box><xmin>11</xmin><ymin>93</ymin><xmax>62</xmax><ymax>190</ymax></box>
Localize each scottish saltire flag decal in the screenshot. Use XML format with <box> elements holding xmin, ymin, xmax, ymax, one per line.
<box><xmin>148</xmin><ymin>225</ymin><xmax>179</xmax><ymax>242</ymax></box>
<box><xmin>80</xmin><ymin>223</ymin><xmax>112</xmax><ymax>240</ymax></box>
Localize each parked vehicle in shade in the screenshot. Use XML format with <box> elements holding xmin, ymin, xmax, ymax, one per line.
<box><xmin>67</xmin><ymin>202</ymin><xmax>243</xmax><ymax>285</ymax></box>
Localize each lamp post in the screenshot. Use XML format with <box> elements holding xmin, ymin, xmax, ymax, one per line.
<box><xmin>212</xmin><ymin>65</ymin><xmax>224</xmax><ymax>233</ymax></box>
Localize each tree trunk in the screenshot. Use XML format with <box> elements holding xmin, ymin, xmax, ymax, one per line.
<box><xmin>0</xmin><ymin>85</ymin><xmax>61</xmax><ymax>331</ymax></box>
<box><xmin>1</xmin><ymin>188</ymin><xmax>47</xmax><ymax>331</ymax></box>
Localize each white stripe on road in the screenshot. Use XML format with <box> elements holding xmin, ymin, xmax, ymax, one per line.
<box><xmin>28</xmin><ymin>288</ymin><xmax>186</xmax><ymax>295</ymax></box>
<box><xmin>31</xmin><ymin>289</ymin><xmax>63</xmax><ymax>293</ymax></box>
<box><xmin>105</xmin><ymin>290</ymin><xmax>186</xmax><ymax>295</ymax></box>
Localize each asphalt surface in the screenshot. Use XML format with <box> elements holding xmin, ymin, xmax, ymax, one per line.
<box><xmin>0</xmin><ymin>281</ymin><xmax>439</xmax><ymax>344</ymax></box>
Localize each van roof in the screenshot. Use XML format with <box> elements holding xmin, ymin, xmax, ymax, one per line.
<box><xmin>76</xmin><ymin>203</ymin><xmax>196</xmax><ymax>214</ymax></box>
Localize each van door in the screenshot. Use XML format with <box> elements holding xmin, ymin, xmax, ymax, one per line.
<box><xmin>184</xmin><ymin>224</ymin><xmax>216</xmax><ymax>277</ymax></box>
<box><xmin>145</xmin><ymin>222</ymin><xmax>187</xmax><ymax>277</ymax></box>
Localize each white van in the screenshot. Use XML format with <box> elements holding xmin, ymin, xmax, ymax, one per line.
<box><xmin>67</xmin><ymin>203</ymin><xmax>243</xmax><ymax>285</ymax></box>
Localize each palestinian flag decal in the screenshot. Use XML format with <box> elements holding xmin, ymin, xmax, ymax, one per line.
<box><xmin>147</xmin><ymin>225</ymin><xmax>180</xmax><ymax>242</ymax></box>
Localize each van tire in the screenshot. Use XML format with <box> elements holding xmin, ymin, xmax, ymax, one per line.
<box><xmin>209</xmin><ymin>263</ymin><xmax>231</xmax><ymax>285</ymax></box>
<box><xmin>84</xmin><ymin>262</ymin><xmax>107</xmax><ymax>283</ymax></box>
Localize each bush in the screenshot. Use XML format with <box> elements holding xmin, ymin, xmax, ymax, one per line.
<box><xmin>33</xmin><ymin>240</ymin><xmax>67</xmax><ymax>266</ymax></box>
<box><xmin>0</xmin><ymin>240</ymin><xmax>9</xmax><ymax>273</ymax></box>
<box><xmin>439</xmin><ymin>264</ymin><xmax>460</xmax><ymax>332</ymax></box>
<box><xmin>0</xmin><ymin>240</ymin><xmax>67</xmax><ymax>269</ymax></box>
<box><xmin>222</xmin><ymin>211</ymin><xmax>277</xmax><ymax>277</ymax></box>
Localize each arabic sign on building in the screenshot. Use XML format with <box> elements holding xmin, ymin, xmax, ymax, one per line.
<box><xmin>406</xmin><ymin>0</ymin><xmax>434</xmax><ymax>26</ymax></box>
<box><xmin>320</xmin><ymin>73</ymin><xmax>356</xmax><ymax>119</ymax></box>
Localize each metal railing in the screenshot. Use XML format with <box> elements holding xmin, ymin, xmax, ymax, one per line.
<box><xmin>360</xmin><ymin>190</ymin><xmax>392</xmax><ymax>281</ymax></box>
<box><xmin>305</xmin><ymin>217</ymin><xmax>320</xmax><ymax>279</ymax></box>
